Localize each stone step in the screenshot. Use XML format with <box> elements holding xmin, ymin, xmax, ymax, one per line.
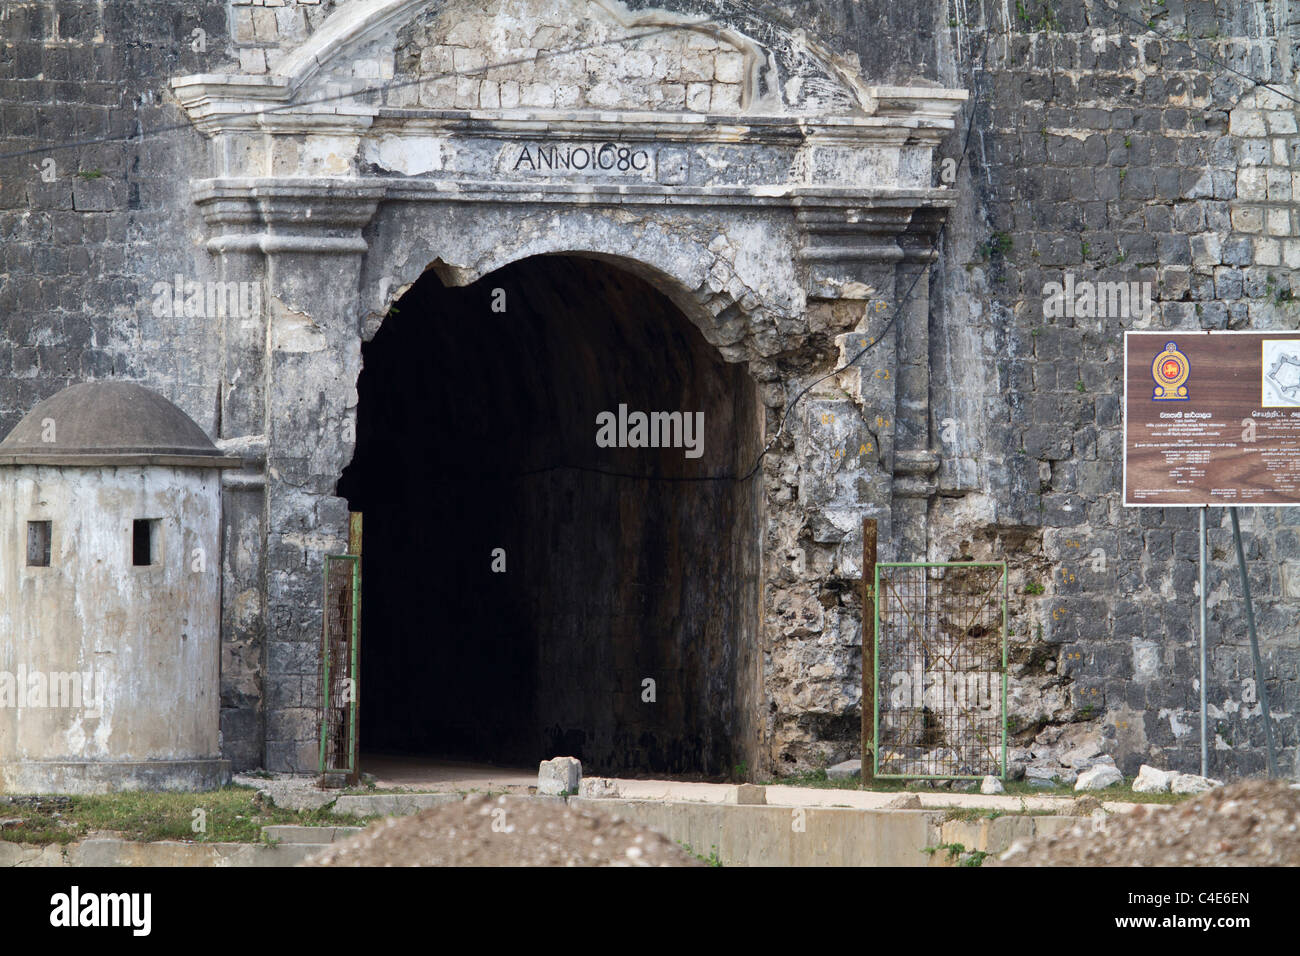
<box><xmin>261</xmin><ymin>825</ymin><xmax>364</xmax><ymax>845</ymax></box>
<box><xmin>330</xmin><ymin>792</ymin><xmax>466</xmax><ymax>818</ymax></box>
<box><xmin>1</xmin><ymin>838</ymin><xmax>323</xmax><ymax>867</ymax></box>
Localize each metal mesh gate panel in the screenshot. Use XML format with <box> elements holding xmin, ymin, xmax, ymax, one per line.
<box><xmin>873</xmin><ymin>562</ymin><xmax>1007</xmax><ymax>779</ymax></box>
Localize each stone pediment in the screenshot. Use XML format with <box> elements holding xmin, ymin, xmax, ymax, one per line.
<box><xmin>233</xmin><ymin>0</ymin><xmax>880</xmax><ymax>115</ymax></box>
<box><xmin>170</xmin><ymin>0</ymin><xmax>966</xmax><ymax>296</ymax></box>
<box><xmin>173</xmin><ymin>0</ymin><xmax>964</xmax><ymax>145</ymax></box>
<box><xmin>344</xmin><ymin>0</ymin><xmax>869</xmax><ymax>117</ymax></box>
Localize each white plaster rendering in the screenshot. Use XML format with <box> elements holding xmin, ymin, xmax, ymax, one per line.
<box><xmin>0</xmin><ymin>384</ymin><xmax>237</xmax><ymax>793</ymax></box>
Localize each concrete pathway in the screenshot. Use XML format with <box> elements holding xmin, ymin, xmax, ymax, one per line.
<box><xmin>593</xmin><ymin>778</ymin><xmax>1147</xmax><ymax>814</ymax></box>
<box><xmin>358</xmin><ymin>755</ymin><xmax>535</xmax><ymax>791</ymax></box>
<box><xmin>235</xmin><ymin>759</ymin><xmax>1152</xmax><ymax>817</ymax></box>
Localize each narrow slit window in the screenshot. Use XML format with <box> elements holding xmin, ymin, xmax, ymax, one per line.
<box><xmin>27</xmin><ymin>521</ymin><xmax>52</xmax><ymax>567</ymax></box>
<box><xmin>132</xmin><ymin>519</ymin><xmax>159</xmax><ymax>567</ymax></box>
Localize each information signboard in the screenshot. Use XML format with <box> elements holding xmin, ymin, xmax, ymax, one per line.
<box><xmin>1124</xmin><ymin>330</ymin><xmax>1300</xmax><ymax>507</ymax></box>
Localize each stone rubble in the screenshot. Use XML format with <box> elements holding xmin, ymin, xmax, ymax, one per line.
<box><xmin>1074</xmin><ymin>764</ymin><xmax>1123</xmax><ymax>791</ymax></box>
<box><xmin>537</xmin><ymin>756</ymin><xmax>582</xmax><ymax>796</ymax></box>
<box><xmin>1170</xmin><ymin>772</ymin><xmax>1224</xmax><ymax>795</ymax></box>
<box><xmin>826</xmin><ymin>759</ymin><xmax>861</xmax><ymax>781</ymax></box>
<box><xmin>1132</xmin><ymin>764</ymin><xmax>1175</xmax><ymax>794</ymax></box>
<box><xmin>998</xmin><ymin>780</ymin><xmax>1300</xmax><ymax>867</ymax></box>
<box><xmin>304</xmin><ymin>793</ymin><xmax>700</xmax><ymax>867</ymax></box>
<box><xmin>579</xmin><ymin>777</ymin><xmax>620</xmax><ymax>799</ymax></box>
<box><xmin>884</xmin><ymin>793</ymin><xmax>923</xmax><ymax>809</ymax></box>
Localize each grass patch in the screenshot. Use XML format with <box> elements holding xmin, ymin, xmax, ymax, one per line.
<box><xmin>760</xmin><ymin>769</ymin><xmax>841</xmax><ymax>789</ymax></box>
<box><xmin>762</xmin><ymin>770</ymin><xmax>935</xmax><ymax>792</ymax></box>
<box><xmin>922</xmin><ymin>841</ymin><xmax>991</xmax><ymax>866</ymax></box>
<box><xmin>0</xmin><ymin>785</ymin><xmax>374</xmax><ymax>846</ymax></box>
<box><xmin>677</xmin><ymin>841</ymin><xmax>723</xmax><ymax>867</ymax></box>
<box><xmin>992</xmin><ymin>779</ymin><xmax>1191</xmax><ymax>805</ymax></box>
<box><xmin>943</xmin><ymin>806</ymin><xmax>1008</xmax><ymax>823</ymax></box>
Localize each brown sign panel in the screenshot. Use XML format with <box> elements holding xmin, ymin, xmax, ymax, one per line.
<box><xmin>1124</xmin><ymin>331</ymin><xmax>1300</xmax><ymax>507</ymax></box>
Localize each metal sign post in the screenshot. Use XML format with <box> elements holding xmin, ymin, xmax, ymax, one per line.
<box><xmin>1228</xmin><ymin>508</ymin><xmax>1279</xmax><ymax>779</ymax></box>
<box><xmin>1199</xmin><ymin>507</ymin><xmax>1207</xmax><ymax>778</ymax></box>
<box><xmin>861</xmin><ymin>518</ymin><xmax>877</xmax><ymax>786</ymax></box>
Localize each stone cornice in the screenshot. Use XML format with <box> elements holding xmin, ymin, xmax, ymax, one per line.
<box><xmin>170</xmin><ymin>85</ymin><xmax>967</xmax><ymax>141</ymax></box>
<box><xmin>365</xmin><ymin>104</ymin><xmax>962</xmax><ymax>146</ymax></box>
<box><xmin>0</xmin><ymin>454</ymin><xmax>240</xmax><ymax>469</ymax></box>
<box><xmin>171</xmin><ymin>79</ymin><xmax>964</xmax><ymax>145</ymax></box>
<box><xmin>795</xmin><ymin>195</ymin><xmax>955</xmax><ymax>268</ymax></box>
<box><xmin>192</xmin><ymin>180</ymin><xmax>383</xmax><ymax>254</ymax></box>
<box><xmin>871</xmin><ymin>86</ymin><xmax>971</xmax><ymax>126</ymax></box>
<box><xmin>191</xmin><ymin>174</ymin><xmax>951</xmax><ymax>215</ymax></box>
<box><xmin>189</xmin><ymin>175</ymin><xmax>957</xmax><ymax>274</ymax></box>
<box><xmin>169</xmin><ymin>75</ymin><xmax>376</xmax><ymax>136</ymax></box>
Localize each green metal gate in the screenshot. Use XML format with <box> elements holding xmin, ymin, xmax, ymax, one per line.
<box><xmin>873</xmin><ymin>561</ymin><xmax>1007</xmax><ymax>779</ymax></box>
<box><xmin>318</xmin><ymin>553</ymin><xmax>360</xmax><ymax>783</ymax></box>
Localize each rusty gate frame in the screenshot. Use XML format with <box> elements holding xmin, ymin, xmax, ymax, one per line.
<box><xmin>872</xmin><ymin>561</ymin><xmax>1007</xmax><ymax>780</ymax></box>
<box><xmin>318</xmin><ymin>552</ymin><xmax>361</xmax><ymax>782</ymax></box>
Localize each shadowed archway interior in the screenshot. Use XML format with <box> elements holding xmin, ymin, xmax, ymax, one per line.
<box><xmin>337</xmin><ymin>255</ymin><xmax>763</xmax><ymax>776</ymax></box>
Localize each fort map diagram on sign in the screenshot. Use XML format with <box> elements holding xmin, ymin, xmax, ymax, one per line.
<box><xmin>1262</xmin><ymin>340</ymin><xmax>1300</xmax><ymax>408</ymax></box>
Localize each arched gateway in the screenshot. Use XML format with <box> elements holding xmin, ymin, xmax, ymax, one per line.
<box><xmin>171</xmin><ymin>0</ymin><xmax>966</xmax><ymax>776</ymax></box>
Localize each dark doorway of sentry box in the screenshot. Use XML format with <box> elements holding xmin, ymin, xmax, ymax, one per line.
<box><xmin>337</xmin><ymin>254</ymin><xmax>763</xmax><ymax>777</ymax></box>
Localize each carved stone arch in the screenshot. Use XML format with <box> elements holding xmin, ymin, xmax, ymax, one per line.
<box><xmin>355</xmin><ymin>202</ymin><xmax>799</xmax><ymax>386</ymax></box>
<box><xmin>172</xmin><ymin>0</ymin><xmax>967</xmax><ymax>776</ymax></box>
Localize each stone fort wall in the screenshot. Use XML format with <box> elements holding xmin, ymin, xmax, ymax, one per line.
<box><xmin>1</xmin><ymin>0</ymin><xmax>1298</xmax><ymax>780</ymax></box>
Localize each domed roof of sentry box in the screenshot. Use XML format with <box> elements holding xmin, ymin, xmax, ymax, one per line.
<box><xmin>0</xmin><ymin>381</ymin><xmax>239</xmax><ymax>468</ymax></box>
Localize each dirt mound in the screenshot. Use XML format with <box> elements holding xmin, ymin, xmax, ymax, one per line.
<box><xmin>998</xmin><ymin>779</ymin><xmax>1300</xmax><ymax>867</ymax></box>
<box><xmin>302</xmin><ymin>794</ymin><xmax>701</xmax><ymax>867</ymax></box>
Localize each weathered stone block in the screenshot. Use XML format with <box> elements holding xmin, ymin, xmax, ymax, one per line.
<box><xmin>1132</xmin><ymin>764</ymin><xmax>1172</xmax><ymax>793</ymax></box>
<box><xmin>538</xmin><ymin>757</ymin><xmax>581</xmax><ymax>796</ymax></box>
<box><xmin>826</xmin><ymin>759</ymin><xmax>860</xmax><ymax>780</ymax></box>
<box><xmin>1074</xmin><ymin>764</ymin><xmax>1122</xmax><ymax>791</ymax></box>
<box><xmin>1170</xmin><ymin>773</ymin><xmax>1223</xmax><ymax>794</ymax></box>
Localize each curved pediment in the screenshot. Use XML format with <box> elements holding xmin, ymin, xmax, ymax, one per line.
<box><xmin>171</xmin><ymin>0</ymin><xmax>966</xmax><ymax>283</ymax></box>
<box><xmin>273</xmin><ymin>0</ymin><xmax>876</xmax><ymax>117</ymax></box>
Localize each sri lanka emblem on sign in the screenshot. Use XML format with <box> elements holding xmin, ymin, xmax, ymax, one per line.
<box><xmin>1151</xmin><ymin>341</ymin><xmax>1190</xmax><ymax>400</ymax></box>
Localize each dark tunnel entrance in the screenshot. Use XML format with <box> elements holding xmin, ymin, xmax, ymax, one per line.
<box><xmin>337</xmin><ymin>255</ymin><xmax>763</xmax><ymax>777</ymax></box>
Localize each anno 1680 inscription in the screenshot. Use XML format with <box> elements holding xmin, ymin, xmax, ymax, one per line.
<box><xmin>504</xmin><ymin>141</ymin><xmax>655</xmax><ymax>177</ymax></box>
